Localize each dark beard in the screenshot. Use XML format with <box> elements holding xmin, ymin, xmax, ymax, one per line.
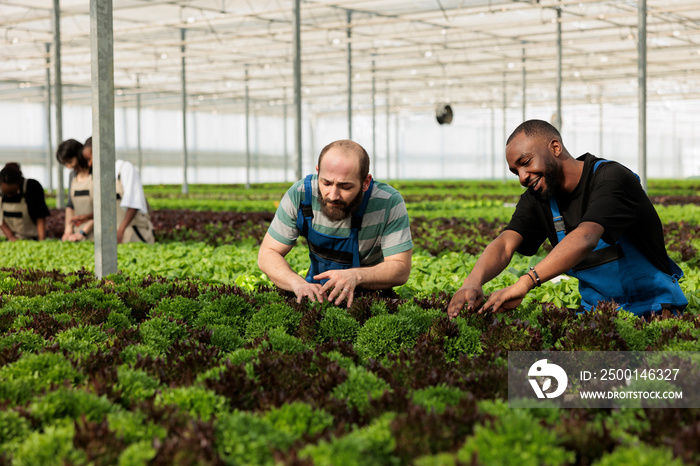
<box><xmin>529</xmin><ymin>157</ymin><xmax>560</xmax><ymax>201</ymax></box>
<box><xmin>318</xmin><ymin>186</ymin><xmax>365</xmax><ymax>221</ymax></box>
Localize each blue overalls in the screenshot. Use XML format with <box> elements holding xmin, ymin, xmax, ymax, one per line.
<box><xmin>296</xmin><ymin>174</ymin><xmax>374</xmax><ymax>284</ymax></box>
<box><xmin>549</xmin><ymin>160</ymin><xmax>687</xmax><ymax>316</ymax></box>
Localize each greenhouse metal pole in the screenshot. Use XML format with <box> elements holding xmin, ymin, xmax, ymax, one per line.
<box><xmin>181</xmin><ymin>28</ymin><xmax>189</xmax><ymax>194</ymax></box>
<box><xmin>491</xmin><ymin>106</ymin><xmax>495</xmax><ymax>179</ymax></box>
<box><xmin>371</xmin><ymin>58</ymin><xmax>376</xmax><ymax>173</ymax></box>
<box><xmin>638</xmin><ymin>0</ymin><xmax>648</xmax><ymax>191</ymax></box>
<box><xmin>45</xmin><ymin>43</ymin><xmax>54</xmax><ymax>193</ymax></box>
<box><xmin>347</xmin><ymin>10</ymin><xmax>352</xmax><ymax>140</ymax></box>
<box><xmin>90</xmin><ymin>0</ymin><xmax>117</xmax><ymax>278</ymax></box>
<box><xmin>502</xmin><ymin>72</ymin><xmax>507</xmax><ymax>182</ymax></box>
<box><xmin>673</xmin><ymin>111</ymin><xmax>679</xmax><ymax>179</ymax></box>
<box><xmin>555</xmin><ymin>8</ymin><xmax>563</xmax><ymax>131</ymax></box>
<box><xmin>136</xmin><ymin>75</ymin><xmax>143</xmax><ymax>174</ymax></box>
<box><xmin>394</xmin><ymin>113</ymin><xmax>399</xmax><ymax>179</ymax></box>
<box><xmin>293</xmin><ymin>0</ymin><xmax>302</xmax><ymax>179</ymax></box>
<box><xmin>245</xmin><ymin>67</ymin><xmax>251</xmax><ymax>189</ymax></box>
<box><xmin>52</xmin><ymin>0</ymin><xmax>65</xmax><ymax>207</ymax></box>
<box><xmin>283</xmin><ymin>88</ymin><xmax>289</xmax><ymax>182</ymax></box>
<box><xmin>599</xmin><ymin>96</ymin><xmax>604</xmax><ymax>157</ymax></box>
<box><xmin>309</xmin><ymin>114</ymin><xmax>316</xmax><ymax>165</ymax></box>
<box><xmin>522</xmin><ymin>48</ymin><xmax>526</xmax><ymax>122</ymax></box>
<box><xmin>385</xmin><ymin>82</ymin><xmax>390</xmax><ymax>181</ymax></box>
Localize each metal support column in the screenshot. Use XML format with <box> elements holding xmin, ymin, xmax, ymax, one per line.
<box><xmin>283</xmin><ymin>89</ymin><xmax>289</xmax><ymax>182</ymax></box>
<box><xmin>371</xmin><ymin>57</ymin><xmax>376</xmax><ymax>173</ymax></box>
<box><xmin>90</xmin><ymin>0</ymin><xmax>117</xmax><ymax>278</ymax></box>
<box><xmin>638</xmin><ymin>0</ymin><xmax>648</xmax><ymax>191</ymax></box>
<box><xmin>491</xmin><ymin>106</ymin><xmax>495</xmax><ymax>179</ymax></box>
<box><xmin>502</xmin><ymin>73</ymin><xmax>507</xmax><ymax>182</ymax></box>
<box><xmin>555</xmin><ymin>7</ymin><xmax>563</xmax><ymax>131</ymax></box>
<box><xmin>45</xmin><ymin>43</ymin><xmax>54</xmax><ymax>193</ymax></box>
<box><xmin>347</xmin><ymin>10</ymin><xmax>353</xmax><ymax>140</ymax></box>
<box><xmin>245</xmin><ymin>67</ymin><xmax>251</xmax><ymax>189</ymax></box>
<box><xmin>136</xmin><ymin>75</ymin><xmax>143</xmax><ymax>174</ymax></box>
<box><xmin>598</xmin><ymin>94</ymin><xmax>604</xmax><ymax>157</ymax></box>
<box><xmin>293</xmin><ymin>0</ymin><xmax>302</xmax><ymax>179</ymax></box>
<box><xmin>181</xmin><ymin>28</ymin><xmax>189</xmax><ymax>194</ymax></box>
<box><xmin>673</xmin><ymin>111</ymin><xmax>679</xmax><ymax>179</ymax></box>
<box><xmin>394</xmin><ymin>113</ymin><xmax>399</xmax><ymax>179</ymax></box>
<box><xmin>521</xmin><ymin>47</ymin><xmax>526</xmax><ymax>122</ymax></box>
<box><xmin>385</xmin><ymin>82</ymin><xmax>390</xmax><ymax>180</ymax></box>
<box><xmin>52</xmin><ymin>0</ymin><xmax>65</xmax><ymax>207</ymax></box>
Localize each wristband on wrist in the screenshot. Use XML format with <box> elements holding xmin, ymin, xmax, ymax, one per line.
<box><xmin>529</xmin><ymin>267</ymin><xmax>541</xmax><ymax>287</ymax></box>
<box><xmin>525</xmin><ymin>271</ymin><xmax>537</xmax><ymax>288</ymax></box>
<box><xmin>79</xmin><ymin>229</ymin><xmax>88</xmax><ymax>238</ymax></box>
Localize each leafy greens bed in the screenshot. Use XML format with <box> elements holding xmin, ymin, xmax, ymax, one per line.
<box><xmin>1</xmin><ymin>268</ymin><xmax>699</xmax><ymax>466</ymax></box>
<box><xmin>2</xmin><ymin>179</ymin><xmax>699</xmax><ymax>465</ymax></box>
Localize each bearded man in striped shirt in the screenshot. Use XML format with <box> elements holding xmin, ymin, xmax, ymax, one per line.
<box><xmin>258</xmin><ymin>140</ymin><xmax>413</xmax><ymax>308</ymax></box>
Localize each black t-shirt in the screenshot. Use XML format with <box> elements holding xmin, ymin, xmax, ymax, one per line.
<box><xmin>0</xmin><ymin>178</ymin><xmax>51</xmax><ymax>224</ymax></box>
<box><xmin>504</xmin><ymin>153</ymin><xmax>671</xmax><ymax>274</ymax></box>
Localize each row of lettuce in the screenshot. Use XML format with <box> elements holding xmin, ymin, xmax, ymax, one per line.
<box><xmin>1</xmin><ymin>239</ymin><xmax>699</xmax><ymax>308</ymax></box>
<box><xmin>1</xmin><ymin>268</ymin><xmax>700</xmax><ymax>465</ymax></box>
<box><xmin>40</xmin><ymin>179</ymin><xmax>700</xmax><ymax>214</ymax></box>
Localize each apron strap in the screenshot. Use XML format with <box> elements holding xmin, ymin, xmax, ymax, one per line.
<box><xmin>301</xmin><ymin>174</ymin><xmax>314</xmax><ymax>220</ymax></box>
<box><xmin>550</xmin><ymin>159</ymin><xmax>613</xmax><ymax>243</ymax></box>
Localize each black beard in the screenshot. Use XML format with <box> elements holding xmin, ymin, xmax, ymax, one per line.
<box><xmin>529</xmin><ymin>157</ymin><xmax>560</xmax><ymax>201</ymax></box>
<box><xmin>318</xmin><ymin>185</ymin><xmax>364</xmax><ymax>221</ymax></box>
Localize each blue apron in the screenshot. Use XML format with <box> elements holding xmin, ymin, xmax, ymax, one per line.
<box><xmin>296</xmin><ymin>174</ymin><xmax>373</xmax><ymax>284</ymax></box>
<box><xmin>549</xmin><ymin>160</ymin><xmax>687</xmax><ymax>316</ymax></box>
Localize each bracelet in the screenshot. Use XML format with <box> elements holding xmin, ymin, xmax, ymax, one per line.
<box><xmin>79</xmin><ymin>229</ymin><xmax>88</xmax><ymax>237</ymax></box>
<box><xmin>529</xmin><ymin>267</ymin><xmax>541</xmax><ymax>287</ymax></box>
<box><xmin>525</xmin><ymin>271</ymin><xmax>537</xmax><ymax>288</ymax></box>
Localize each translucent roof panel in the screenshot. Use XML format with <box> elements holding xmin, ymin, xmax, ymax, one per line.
<box><xmin>0</xmin><ymin>0</ymin><xmax>699</xmax><ymax>114</ymax></box>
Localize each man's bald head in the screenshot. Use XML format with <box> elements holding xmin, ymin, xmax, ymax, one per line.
<box><xmin>317</xmin><ymin>140</ymin><xmax>370</xmax><ymax>183</ymax></box>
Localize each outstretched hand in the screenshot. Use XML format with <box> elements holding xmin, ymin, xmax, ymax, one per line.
<box><xmin>314</xmin><ymin>269</ymin><xmax>360</xmax><ymax>308</ymax></box>
<box><xmin>291</xmin><ymin>281</ymin><xmax>327</xmax><ymax>304</ymax></box>
<box><xmin>71</xmin><ymin>214</ymin><xmax>94</xmax><ymax>226</ymax></box>
<box><xmin>447</xmin><ymin>284</ymin><xmax>485</xmax><ymax>319</ymax></box>
<box><xmin>479</xmin><ymin>281</ymin><xmax>529</xmax><ymax>314</ymax></box>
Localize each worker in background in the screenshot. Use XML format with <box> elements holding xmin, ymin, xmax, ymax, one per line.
<box><xmin>82</xmin><ymin>137</ymin><xmax>155</xmax><ymax>244</ymax></box>
<box><xmin>258</xmin><ymin>139</ymin><xmax>413</xmax><ymax>308</ymax></box>
<box><xmin>56</xmin><ymin>139</ymin><xmax>94</xmax><ymax>241</ymax></box>
<box><xmin>0</xmin><ymin>162</ymin><xmax>50</xmax><ymax>241</ymax></box>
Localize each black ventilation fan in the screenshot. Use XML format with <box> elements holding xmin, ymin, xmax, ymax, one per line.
<box><xmin>436</xmin><ymin>104</ymin><xmax>453</xmax><ymax>125</ymax></box>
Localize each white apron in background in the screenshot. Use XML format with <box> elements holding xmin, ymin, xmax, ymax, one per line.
<box><xmin>116</xmin><ymin>168</ymin><xmax>155</xmax><ymax>244</ymax></box>
<box><xmin>70</xmin><ymin>173</ymin><xmax>94</xmax><ymax>241</ymax></box>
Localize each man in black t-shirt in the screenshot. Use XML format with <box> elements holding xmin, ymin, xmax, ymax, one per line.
<box><xmin>447</xmin><ymin>119</ymin><xmax>686</xmax><ymax>318</ymax></box>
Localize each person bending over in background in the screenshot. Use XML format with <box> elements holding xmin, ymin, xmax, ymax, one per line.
<box><xmin>0</xmin><ymin>163</ymin><xmax>50</xmax><ymax>241</ymax></box>
<box><xmin>82</xmin><ymin>138</ymin><xmax>154</xmax><ymax>244</ymax></box>
<box><xmin>448</xmin><ymin>119</ymin><xmax>686</xmax><ymax>319</ymax></box>
<box><xmin>258</xmin><ymin>139</ymin><xmax>413</xmax><ymax>308</ymax></box>
<box><xmin>56</xmin><ymin>139</ymin><xmax>94</xmax><ymax>241</ymax></box>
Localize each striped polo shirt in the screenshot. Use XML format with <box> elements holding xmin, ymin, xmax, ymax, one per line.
<box><xmin>267</xmin><ymin>175</ymin><xmax>413</xmax><ymax>266</ymax></box>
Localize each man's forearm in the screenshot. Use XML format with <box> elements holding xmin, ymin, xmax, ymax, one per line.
<box><xmin>80</xmin><ymin>220</ymin><xmax>94</xmax><ymax>235</ymax></box>
<box><xmin>353</xmin><ymin>259</ymin><xmax>410</xmax><ymax>290</ymax></box>
<box><xmin>0</xmin><ymin>223</ymin><xmax>15</xmax><ymax>240</ymax></box>
<box><xmin>464</xmin><ymin>236</ymin><xmax>516</xmax><ymax>287</ymax></box>
<box><xmin>36</xmin><ymin>218</ymin><xmax>46</xmax><ymax>241</ymax></box>
<box><xmin>528</xmin><ymin>221</ymin><xmax>602</xmax><ymax>284</ymax></box>
<box><xmin>64</xmin><ymin>208</ymin><xmax>74</xmax><ymax>233</ymax></box>
<box><xmin>119</xmin><ymin>208</ymin><xmax>138</xmax><ymax>233</ymax></box>
<box><xmin>258</xmin><ymin>249</ymin><xmax>307</xmax><ymax>292</ymax></box>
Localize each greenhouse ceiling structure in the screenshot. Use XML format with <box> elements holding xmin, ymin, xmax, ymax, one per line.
<box><xmin>1</xmin><ymin>0</ymin><xmax>699</xmax><ymax>116</ymax></box>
